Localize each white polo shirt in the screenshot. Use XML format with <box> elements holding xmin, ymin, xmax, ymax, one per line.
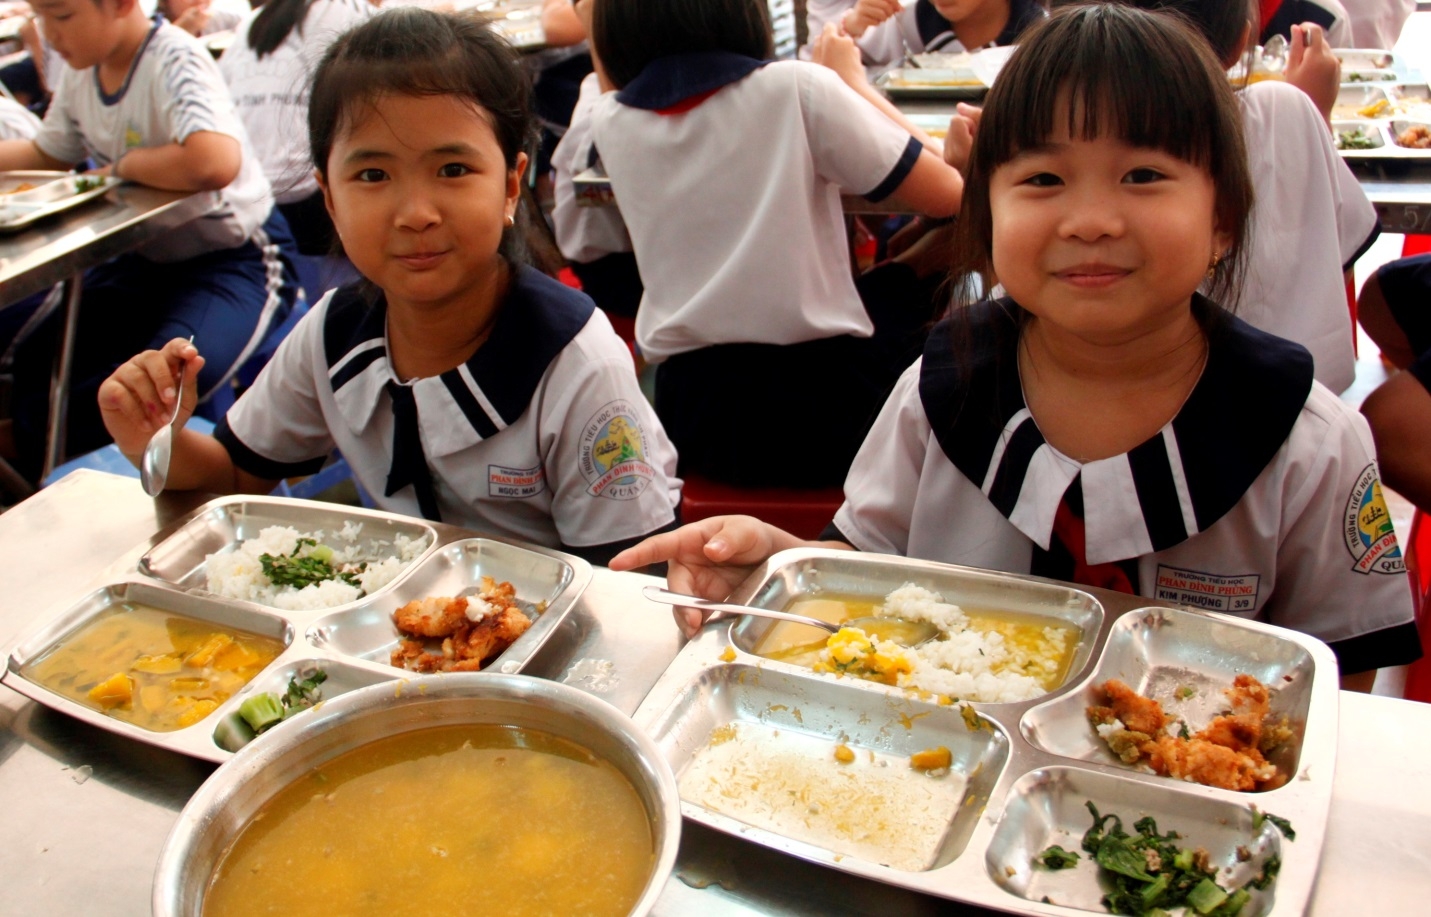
<box><xmin>218</xmin><ymin>0</ymin><xmax>373</xmax><ymax>204</ymax></box>
<box><xmin>0</xmin><ymin>97</ymin><xmax>40</xmax><ymax>141</ymax></box>
<box><xmin>854</xmin><ymin>0</ymin><xmax>1047</xmax><ymax>69</ymax></box>
<box><xmin>550</xmin><ymin>72</ymin><xmax>633</xmax><ymax>265</ymax></box>
<box><xmin>215</xmin><ymin>266</ymin><xmax>681</xmax><ymax>553</ymax></box>
<box><xmin>589</xmin><ymin>53</ymin><xmax>922</xmax><ymax>363</ymax></box>
<box><xmin>34</xmin><ymin>20</ymin><xmax>273</xmax><ymax>261</ymax></box>
<box><xmin>1236</xmin><ymin>80</ymin><xmax>1378</xmax><ymax>394</ymax></box>
<box><xmin>1342</xmin><ymin>0</ymin><xmax>1415</xmax><ymax>49</ymax></box>
<box><xmin>832</xmin><ymin>301</ymin><xmax>1418</xmax><ymax>673</ymax></box>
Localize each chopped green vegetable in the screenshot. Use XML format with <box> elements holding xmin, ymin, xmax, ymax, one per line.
<box><xmin>239</xmin><ymin>692</ymin><xmax>284</xmax><ymax>733</ymax></box>
<box><xmin>1337</xmin><ymin>128</ymin><xmax>1378</xmax><ymax>150</ymax></box>
<box><xmin>1176</xmin><ymin>685</ymin><xmax>1196</xmax><ymax>700</ymax></box>
<box><xmin>259</xmin><ymin>538</ymin><xmax>365</xmax><ymax>590</ymax></box>
<box><xmin>1187</xmin><ymin>878</ymin><xmax>1228</xmax><ymax>914</ymax></box>
<box><xmin>73</xmin><ymin>175</ymin><xmax>104</xmax><ymax>192</ymax></box>
<box><xmin>1250</xmin><ymin>808</ymin><xmax>1296</xmax><ymax>840</ymax></box>
<box><xmin>1036</xmin><ymin>845</ymin><xmax>1081</xmax><ymax>869</ymax></box>
<box><xmin>280</xmin><ymin>670</ymin><xmax>327</xmax><ymax>719</ymax></box>
<box><xmin>1245</xmin><ymin>854</ymin><xmax>1281</xmax><ymax>890</ymax></box>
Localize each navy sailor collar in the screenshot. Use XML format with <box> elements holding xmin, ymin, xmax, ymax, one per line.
<box><xmin>616</xmin><ymin>51</ymin><xmax>769</xmax><ymax>111</ymax></box>
<box><xmin>322</xmin><ymin>265</ymin><xmax>595</xmax><ymax>454</ymax></box>
<box><xmin>919</xmin><ymin>297</ymin><xmax>1315</xmax><ymax>563</ymax></box>
<box><xmin>916</xmin><ymin>0</ymin><xmax>1048</xmax><ymax>50</ymax></box>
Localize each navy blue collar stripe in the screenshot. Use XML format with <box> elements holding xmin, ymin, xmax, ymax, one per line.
<box><xmin>442</xmin><ymin>372</ymin><xmax>500</xmax><ymax>440</ymax></box>
<box><xmin>920</xmin><ymin>302</ymin><xmax>1024</xmax><ymax>477</ymax></box>
<box><xmin>1127</xmin><ymin>435</ymin><xmax>1188</xmax><ymax>551</ymax></box>
<box><xmin>616</xmin><ymin>51</ymin><xmax>768</xmax><ymax>111</ymax></box>
<box><xmin>987</xmin><ymin>418</ymin><xmax>1043</xmax><ymax>518</ymax></box>
<box><xmin>330</xmin><ymin>345</ymin><xmax>384</xmax><ymax>393</ymax></box>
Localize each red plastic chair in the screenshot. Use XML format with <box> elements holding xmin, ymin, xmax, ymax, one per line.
<box><xmin>1401</xmin><ymin>509</ymin><xmax>1431</xmax><ymax>703</ymax></box>
<box><xmin>679</xmin><ymin>473</ymin><xmax>845</xmax><ymax>541</ymax></box>
<box><xmin>1402</xmin><ymin>234</ymin><xmax>1431</xmax><ymax>257</ymax></box>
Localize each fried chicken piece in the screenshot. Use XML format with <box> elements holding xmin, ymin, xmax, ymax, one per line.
<box><xmin>393</xmin><ymin>596</ymin><xmax>471</xmax><ymax>638</ymax></box>
<box><xmin>388</xmin><ymin>579</ymin><xmax>531</xmax><ymax>673</ymax></box>
<box><xmin>1098</xmin><ymin>679</ymin><xmax>1168</xmax><ymax>736</ymax></box>
<box><xmin>1141</xmin><ymin>734</ymin><xmax>1276</xmax><ymax>791</ymax></box>
<box><xmin>453</xmin><ymin>606</ymin><xmax>532</xmax><ymax>666</ymax></box>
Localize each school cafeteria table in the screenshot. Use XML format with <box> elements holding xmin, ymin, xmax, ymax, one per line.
<box><xmin>0</xmin><ymin>183</ymin><xmax>209</xmax><ymax>495</ymax></box>
<box><xmin>0</xmin><ymin>469</ymin><xmax>1428</xmax><ymax>916</ymax></box>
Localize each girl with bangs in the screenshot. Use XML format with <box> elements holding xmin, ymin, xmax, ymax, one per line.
<box><xmin>96</xmin><ymin>9</ymin><xmax>681</xmax><ymax>566</ymax></box>
<box><xmin>613</xmin><ymin>4</ymin><xmax>1418</xmax><ymax>690</ymax></box>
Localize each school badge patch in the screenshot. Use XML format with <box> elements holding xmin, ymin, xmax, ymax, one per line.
<box><xmin>579</xmin><ymin>400</ymin><xmax>656</xmax><ymax>500</ymax></box>
<box><xmin>1343</xmin><ymin>463</ymin><xmax>1404</xmax><ymax>575</ymax></box>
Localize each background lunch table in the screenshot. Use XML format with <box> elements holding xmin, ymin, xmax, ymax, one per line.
<box><xmin>0</xmin><ymin>469</ymin><xmax>1428</xmax><ymax>916</ymax></box>
<box><xmin>0</xmin><ymin>183</ymin><xmax>208</xmax><ymax>496</ymax></box>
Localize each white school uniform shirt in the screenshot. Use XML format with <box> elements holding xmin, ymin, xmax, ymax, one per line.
<box><xmin>799</xmin><ymin>0</ymin><xmax>855</xmax><ymax>59</ymax></box>
<box><xmin>589</xmin><ymin>53</ymin><xmax>922</xmax><ymax>363</ymax></box>
<box><xmin>214</xmin><ymin>266</ymin><xmax>681</xmax><ymax>552</ymax></box>
<box><xmin>853</xmin><ymin>0</ymin><xmax>1047</xmax><ymax>70</ymax></box>
<box><xmin>34</xmin><ymin>20</ymin><xmax>273</xmax><ymax>261</ymax></box>
<box><xmin>1236</xmin><ymin>80</ymin><xmax>1378</xmax><ymax>394</ymax></box>
<box><xmin>0</xmin><ymin>97</ymin><xmax>40</xmax><ymax>140</ymax></box>
<box><xmin>1341</xmin><ymin>0</ymin><xmax>1415</xmax><ymax>49</ymax></box>
<box><xmin>833</xmin><ymin>301</ymin><xmax>1418</xmax><ymax>673</ymax></box>
<box><xmin>550</xmin><ymin>72</ymin><xmax>633</xmax><ymax>265</ymax></box>
<box><xmin>218</xmin><ymin>0</ymin><xmax>374</xmax><ymax>204</ymax></box>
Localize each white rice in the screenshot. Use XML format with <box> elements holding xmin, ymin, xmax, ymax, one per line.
<box><xmin>205</xmin><ymin>524</ymin><xmax>430</xmax><ymax>611</ymax></box>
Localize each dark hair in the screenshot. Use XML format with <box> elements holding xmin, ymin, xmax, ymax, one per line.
<box><xmin>1123</xmin><ymin>0</ymin><xmax>1254</xmax><ymax>65</ymax></box>
<box><xmin>308</xmin><ymin>8</ymin><xmax>535</xmax><ymax>261</ymax></box>
<box><xmin>247</xmin><ymin>0</ymin><xmax>316</xmax><ymax>59</ymax></box>
<box><xmin>590</xmin><ymin>0</ymin><xmax>773</xmax><ymax>89</ymax></box>
<box><xmin>950</xmin><ymin>3</ymin><xmax>1253</xmax><ymax>319</ymax></box>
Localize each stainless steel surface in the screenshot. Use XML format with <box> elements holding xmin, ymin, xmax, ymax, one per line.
<box><xmin>875</xmin><ymin>68</ymin><xmax>988</xmax><ymax>100</ymax></box>
<box><xmin>139</xmin><ymin>351</ymin><xmax>188</xmax><ymax>496</ymax></box>
<box><xmin>152</xmin><ymin>674</ymin><xmax>682</xmax><ymax>917</ymax></box>
<box><xmin>643</xmin><ymin>584</ymin><xmax>843</xmax><ymax>633</ymax></box>
<box><xmin>0</xmin><ymin>174</ymin><xmax>122</xmax><ymax>233</ymax></box>
<box><xmin>633</xmin><ymin>549</ymin><xmax>1337</xmax><ymax>915</ymax></box>
<box><xmin>3</xmin><ymin>493</ymin><xmax>591</xmax><ymax>762</ymax></box>
<box><xmin>0</xmin><ymin>470</ymin><xmax>1428</xmax><ymax>916</ymax></box>
<box><xmin>0</xmin><ymin>183</ymin><xmax>212</xmax><ymax>306</ymax></box>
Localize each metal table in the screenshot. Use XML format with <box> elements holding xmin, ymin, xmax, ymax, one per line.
<box><xmin>0</xmin><ymin>469</ymin><xmax>1428</xmax><ymax>916</ymax></box>
<box><xmin>0</xmin><ymin>183</ymin><xmax>209</xmax><ymax>492</ymax></box>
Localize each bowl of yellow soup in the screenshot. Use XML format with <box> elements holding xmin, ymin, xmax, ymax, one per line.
<box><xmin>153</xmin><ymin>674</ymin><xmax>681</xmax><ymax>917</ymax></box>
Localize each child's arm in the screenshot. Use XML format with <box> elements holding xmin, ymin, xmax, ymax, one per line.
<box><xmin>812</xmin><ymin>22</ymin><xmax>943</xmax><ymax>153</ymax></box>
<box><xmin>0</xmin><ymin>138</ymin><xmax>72</xmax><ymax>171</ymax></box>
<box><xmin>98</xmin><ymin>338</ymin><xmax>276</xmax><ymax>494</ymax></box>
<box><xmin>841</xmin><ymin>0</ymin><xmax>902</xmax><ymax>39</ymax></box>
<box><xmin>1284</xmin><ymin>22</ymin><xmax>1337</xmax><ymax>126</ymax></box>
<box><xmin>98</xmin><ymin>132</ymin><xmax>242</xmax><ymax>191</ymax></box>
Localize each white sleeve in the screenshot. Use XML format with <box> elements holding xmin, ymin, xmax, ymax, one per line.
<box><xmin>832</xmin><ymin>362</ymin><xmax>929</xmax><ymax>555</ymax></box>
<box><xmin>1261</xmin><ymin>390</ymin><xmax>1416</xmax><ymax>648</ymax></box>
<box><xmin>551</xmin><ymin>72</ymin><xmax>632</xmax><ymax>262</ymax></box>
<box><xmin>0</xmin><ymin>97</ymin><xmax>41</xmax><ymax>142</ymax></box>
<box><xmin>223</xmin><ymin>294</ymin><xmax>338</xmax><ymax>468</ymax></box>
<box><xmin>538</xmin><ymin>315</ymin><xmax>680</xmax><ymax>549</ymax></box>
<box><xmin>155</xmin><ymin>35</ymin><xmax>246</xmax><ymax>144</ymax></box>
<box><xmin>799</xmin><ymin>64</ymin><xmax>920</xmax><ymax>199</ymax></box>
<box><xmin>805</xmin><ymin>0</ymin><xmax>855</xmax><ymax>36</ymax></box>
<box><xmin>31</xmin><ymin>68</ymin><xmax>88</xmax><ymax>165</ymax></box>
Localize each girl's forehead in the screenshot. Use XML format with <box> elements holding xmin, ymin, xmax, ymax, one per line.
<box><xmin>336</xmin><ymin>93</ymin><xmax>497</xmax><ymax>140</ymax></box>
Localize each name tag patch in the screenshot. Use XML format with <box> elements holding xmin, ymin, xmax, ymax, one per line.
<box><xmin>1154</xmin><ymin>565</ymin><xmax>1261</xmax><ymax>614</ymax></box>
<box><xmin>488</xmin><ymin>464</ymin><xmax>545</xmax><ymax>499</ymax></box>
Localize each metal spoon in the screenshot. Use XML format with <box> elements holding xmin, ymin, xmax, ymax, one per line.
<box><xmin>642</xmin><ymin>586</ymin><xmax>939</xmax><ymax>647</ymax></box>
<box><xmin>139</xmin><ymin>350</ymin><xmax>190</xmax><ymax>496</ymax></box>
<box><xmin>1260</xmin><ymin>34</ymin><xmax>1288</xmax><ymax>72</ymax></box>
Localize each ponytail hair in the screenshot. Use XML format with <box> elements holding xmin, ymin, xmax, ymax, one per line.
<box><xmin>248</xmin><ymin>0</ymin><xmax>316</xmax><ymax>59</ymax></box>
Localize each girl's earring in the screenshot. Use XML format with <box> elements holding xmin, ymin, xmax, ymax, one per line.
<box><xmin>1206</xmin><ymin>251</ymin><xmax>1222</xmax><ymax>281</ymax></box>
<box><xmin>504</xmin><ymin>213</ymin><xmax>516</xmax><ymax>228</ymax></box>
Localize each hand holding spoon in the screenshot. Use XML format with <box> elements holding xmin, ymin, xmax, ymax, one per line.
<box><xmin>139</xmin><ymin>340</ymin><xmax>192</xmax><ymax>496</ymax></box>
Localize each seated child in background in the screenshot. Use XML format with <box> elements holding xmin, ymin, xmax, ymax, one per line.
<box><xmin>586</xmin><ymin>0</ymin><xmax>964</xmax><ymax>490</ymax></box>
<box><xmin>218</xmin><ymin>0</ymin><xmax>375</xmax><ymax>256</ymax></box>
<box><xmin>842</xmin><ymin>0</ymin><xmax>1047</xmax><ymax>71</ymax></box>
<box><xmin>99</xmin><ymin>9</ymin><xmax>681</xmax><ymax>566</ymax></box>
<box><xmin>0</xmin><ymin>0</ymin><xmax>298</xmax><ymax>483</ymax></box>
<box><xmin>612</xmin><ymin>4</ymin><xmax>1419</xmax><ymax>691</ymax></box>
<box><xmin>800</xmin><ymin>0</ymin><xmax>855</xmax><ymax>58</ymax></box>
<box><xmin>1127</xmin><ymin>0</ymin><xmax>1374</xmax><ymax>394</ymax></box>
<box><xmin>1356</xmin><ymin>254</ymin><xmax>1431</xmax><ymax>515</ymax></box>
<box><xmin>550</xmin><ymin>69</ymin><xmax>643</xmax><ymax>321</ymax></box>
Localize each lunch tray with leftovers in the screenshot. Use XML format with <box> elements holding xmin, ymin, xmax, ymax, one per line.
<box><xmin>0</xmin><ymin>170</ymin><xmax>121</xmax><ymax>232</ymax></box>
<box><xmin>0</xmin><ymin>495</ymin><xmax>592</xmax><ymax>763</ymax></box>
<box><xmin>1330</xmin><ymin>83</ymin><xmax>1431</xmax><ymax>158</ymax></box>
<box><xmin>633</xmin><ymin>548</ymin><xmax>1337</xmax><ymax>917</ymax></box>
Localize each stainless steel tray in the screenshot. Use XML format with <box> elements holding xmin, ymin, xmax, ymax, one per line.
<box><xmin>1</xmin><ymin>495</ymin><xmax>593</xmax><ymax>762</ymax></box>
<box><xmin>1332</xmin><ymin>84</ymin><xmax>1431</xmax><ymax>158</ymax></box>
<box><xmin>0</xmin><ymin>171</ymin><xmax>122</xmax><ymax>233</ymax></box>
<box><xmin>633</xmin><ymin>548</ymin><xmax>1337</xmax><ymax>917</ymax></box>
<box><xmin>875</xmin><ymin>67</ymin><xmax>988</xmax><ymax>100</ymax></box>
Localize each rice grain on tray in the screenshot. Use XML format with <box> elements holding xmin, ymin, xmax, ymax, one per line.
<box><xmin>205</xmin><ymin>525</ymin><xmax>429</xmax><ymax>611</ymax></box>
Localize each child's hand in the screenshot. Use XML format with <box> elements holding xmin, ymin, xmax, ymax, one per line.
<box><xmin>1284</xmin><ymin>23</ymin><xmax>1338</xmax><ymax>124</ymax></box>
<box><xmin>812</xmin><ymin>22</ymin><xmax>867</xmax><ymax>89</ymax></box>
<box><xmin>98</xmin><ymin>338</ymin><xmax>205</xmax><ymax>460</ymax></box>
<box><xmin>944</xmin><ymin>102</ymin><xmax>982</xmax><ymax>176</ymax></box>
<box><xmin>842</xmin><ymin>0</ymin><xmax>902</xmax><ymax>40</ymax></box>
<box><xmin>609</xmin><ymin>515</ymin><xmax>796</xmax><ymax>638</ymax></box>
<box><xmin>172</xmin><ymin>6</ymin><xmax>212</xmax><ymax>37</ymax></box>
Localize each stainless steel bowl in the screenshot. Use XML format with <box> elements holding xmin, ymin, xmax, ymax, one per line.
<box><xmin>153</xmin><ymin>674</ymin><xmax>682</xmax><ymax>917</ymax></box>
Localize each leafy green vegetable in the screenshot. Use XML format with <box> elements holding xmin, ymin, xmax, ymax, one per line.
<box><xmin>238</xmin><ymin>692</ymin><xmax>284</xmax><ymax>733</ymax></box>
<box><xmin>1250</xmin><ymin>808</ymin><xmax>1296</xmax><ymax>840</ymax></box>
<box><xmin>1036</xmin><ymin>845</ymin><xmax>1081</xmax><ymax>869</ymax></box>
<box><xmin>73</xmin><ymin>175</ymin><xmax>104</xmax><ymax>193</ymax></box>
<box><xmin>259</xmin><ymin>538</ymin><xmax>365</xmax><ymax>589</ymax></box>
<box><xmin>280</xmin><ymin>670</ymin><xmax>327</xmax><ymax>719</ymax></box>
<box><xmin>1187</xmin><ymin>878</ymin><xmax>1227</xmax><ymax>914</ymax></box>
<box><xmin>239</xmin><ymin>671</ymin><xmax>328</xmax><ymax>737</ymax></box>
<box><xmin>1337</xmin><ymin>128</ymin><xmax>1378</xmax><ymax>150</ymax></box>
<box><xmin>1245</xmin><ymin>855</ymin><xmax>1280</xmax><ymax>891</ymax></box>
